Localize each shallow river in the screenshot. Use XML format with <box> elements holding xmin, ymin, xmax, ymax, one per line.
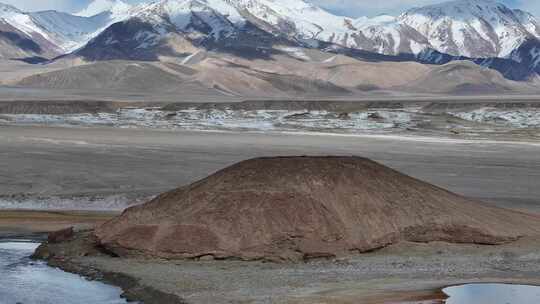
<box><xmin>0</xmin><ymin>240</ymin><xmax>129</xmax><ymax>304</ymax></box>
<box><xmin>443</xmin><ymin>283</ymin><xmax>540</xmax><ymax>304</ymax></box>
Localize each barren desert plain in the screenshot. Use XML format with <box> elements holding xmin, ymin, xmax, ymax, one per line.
<box><xmin>1</xmin><ymin>97</ymin><xmax>540</xmax><ymax>304</ymax></box>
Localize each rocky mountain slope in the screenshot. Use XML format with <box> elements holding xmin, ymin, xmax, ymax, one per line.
<box><xmin>398</xmin><ymin>0</ymin><xmax>540</xmax><ymax>58</ymax></box>
<box><xmin>0</xmin><ymin>3</ymin><xmax>61</xmax><ymax>58</ymax></box>
<box><xmin>64</xmin><ymin>0</ymin><xmax>540</xmax><ymax>80</ymax></box>
<box><xmin>0</xmin><ymin>0</ymin><xmax>134</xmax><ymax>58</ymax></box>
<box><xmin>3</xmin><ymin>0</ymin><xmax>540</xmax><ymax>94</ymax></box>
<box><xmin>2</xmin><ymin>0</ymin><xmax>540</xmax><ymax>61</ymax></box>
<box><xmin>95</xmin><ymin>156</ymin><xmax>540</xmax><ymax>262</ymax></box>
<box><xmin>70</xmin><ymin>0</ymin><xmax>539</xmax><ymax>57</ymax></box>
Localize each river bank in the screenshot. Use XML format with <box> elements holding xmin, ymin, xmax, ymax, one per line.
<box><xmin>0</xmin><ymin>238</ymin><xmax>131</xmax><ymax>304</ymax></box>
<box><xmin>0</xmin><ymin>218</ymin><xmax>181</xmax><ymax>304</ymax></box>
<box><xmin>7</xmin><ymin>202</ymin><xmax>537</xmax><ymax>304</ymax></box>
<box><xmin>33</xmin><ymin>230</ymin><xmax>540</xmax><ymax>304</ymax></box>
<box><xmin>0</xmin><ymin>210</ymin><xmax>116</xmax><ymax>236</ymax></box>
<box><xmin>5</xmin><ymin>195</ymin><xmax>539</xmax><ymax>303</ymax></box>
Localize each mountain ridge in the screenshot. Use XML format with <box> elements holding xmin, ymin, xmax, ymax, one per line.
<box><xmin>3</xmin><ymin>0</ymin><xmax>540</xmax><ymax>95</ymax></box>
<box><xmin>2</xmin><ymin>0</ymin><xmax>540</xmax><ymax>62</ymax></box>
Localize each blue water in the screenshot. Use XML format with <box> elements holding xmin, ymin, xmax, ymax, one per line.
<box><xmin>0</xmin><ymin>240</ymin><xmax>130</xmax><ymax>304</ymax></box>
<box><xmin>443</xmin><ymin>283</ymin><xmax>540</xmax><ymax>304</ymax></box>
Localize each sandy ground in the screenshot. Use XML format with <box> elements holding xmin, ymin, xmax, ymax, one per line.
<box><xmin>1</xmin><ymin>124</ymin><xmax>540</xmax><ymax>303</ymax></box>
<box><xmin>0</xmin><ymin>210</ymin><xmax>116</xmax><ymax>236</ymax></box>
<box><xmin>40</xmin><ymin>233</ymin><xmax>540</xmax><ymax>304</ymax></box>
<box><xmin>1</xmin><ymin>125</ymin><xmax>539</xmax><ymax>213</ymax></box>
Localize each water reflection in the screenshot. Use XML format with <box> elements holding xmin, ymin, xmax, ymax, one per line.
<box><xmin>443</xmin><ymin>283</ymin><xmax>540</xmax><ymax>304</ymax></box>
<box><xmin>0</xmin><ymin>240</ymin><xmax>129</xmax><ymax>304</ymax></box>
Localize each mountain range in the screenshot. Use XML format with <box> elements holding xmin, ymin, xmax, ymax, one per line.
<box><xmin>2</xmin><ymin>0</ymin><xmax>540</xmax><ymax>96</ymax></box>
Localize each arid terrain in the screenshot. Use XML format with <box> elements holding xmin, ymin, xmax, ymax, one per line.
<box><xmin>36</xmin><ymin>234</ymin><xmax>540</xmax><ymax>304</ymax></box>
<box><xmin>1</xmin><ymin>118</ymin><xmax>540</xmax><ymax>212</ymax></box>
<box><xmin>1</xmin><ymin>0</ymin><xmax>540</xmax><ymax>303</ymax></box>
<box><xmin>1</xmin><ymin>113</ymin><xmax>539</xmax><ymax>303</ymax></box>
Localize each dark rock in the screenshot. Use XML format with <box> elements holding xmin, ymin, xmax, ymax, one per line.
<box><xmin>48</xmin><ymin>227</ymin><xmax>74</xmax><ymax>244</ymax></box>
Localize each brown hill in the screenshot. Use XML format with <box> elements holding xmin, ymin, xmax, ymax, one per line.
<box><xmin>400</xmin><ymin>61</ymin><xmax>535</xmax><ymax>94</ymax></box>
<box><xmin>95</xmin><ymin>157</ymin><xmax>540</xmax><ymax>262</ymax></box>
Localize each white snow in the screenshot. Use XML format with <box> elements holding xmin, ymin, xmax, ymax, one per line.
<box><xmin>409</xmin><ymin>40</ymin><xmax>425</xmax><ymax>55</ymax></box>
<box><xmin>276</xmin><ymin>47</ymin><xmax>310</xmax><ymax>60</ymax></box>
<box><xmin>0</xmin><ymin>8</ymin><xmax>52</xmax><ymax>41</ymax></box>
<box><xmin>0</xmin><ymin>0</ymin><xmax>135</xmax><ymax>53</ymax></box>
<box><xmin>181</xmin><ymin>51</ymin><xmax>199</xmax><ymax>64</ymax></box>
<box><xmin>1</xmin><ymin>0</ymin><xmax>539</xmax><ymax>62</ymax></box>
<box><xmin>3</xmin><ymin>107</ymin><xmax>540</xmax><ymax>143</ymax></box>
<box><xmin>29</xmin><ymin>11</ymin><xmax>115</xmax><ymax>52</ymax></box>
<box><xmin>0</xmin><ymin>108</ymin><xmax>416</xmax><ymax>134</ymax></box>
<box><xmin>450</xmin><ymin>107</ymin><xmax>540</xmax><ymax>128</ymax></box>
<box><xmin>322</xmin><ymin>55</ymin><xmax>337</xmax><ymax>63</ymax></box>
<box><xmin>530</xmin><ymin>47</ymin><xmax>540</xmax><ymax>68</ymax></box>
<box><xmin>76</xmin><ymin>0</ymin><xmax>132</xmax><ymax>18</ymax></box>
<box><xmin>0</xmin><ymin>194</ymin><xmax>144</xmax><ymax>211</ymax></box>
<box><xmin>134</xmin><ymin>30</ymin><xmax>161</xmax><ymax>49</ymax></box>
<box><xmin>156</xmin><ymin>0</ymin><xmax>244</xmax><ymax>38</ymax></box>
<box><xmin>397</xmin><ymin>0</ymin><xmax>540</xmax><ymax>58</ymax></box>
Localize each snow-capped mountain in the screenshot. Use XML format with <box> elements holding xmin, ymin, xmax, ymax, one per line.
<box><xmin>0</xmin><ymin>0</ymin><xmax>135</xmax><ymax>56</ymax></box>
<box><xmin>4</xmin><ymin>0</ymin><xmax>540</xmax><ymax>60</ymax></box>
<box><xmin>76</xmin><ymin>0</ymin><xmax>320</xmax><ymax>60</ymax></box>
<box><xmin>75</xmin><ymin>0</ymin><xmax>132</xmax><ymax>18</ymax></box>
<box><xmin>0</xmin><ymin>3</ymin><xmax>47</xmax><ymax>39</ymax></box>
<box><xmin>30</xmin><ymin>0</ymin><xmax>135</xmax><ymax>52</ymax></box>
<box><xmin>28</xmin><ymin>11</ymin><xmax>114</xmax><ymax>52</ymax></box>
<box><xmin>2</xmin><ymin>0</ymin><xmax>540</xmax><ymax>80</ymax></box>
<box><xmin>76</xmin><ymin>0</ymin><xmax>415</xmax><ymax>60</ymax></box>
<box><xmin>0</xmin><ymin>3</ymin><xmax>62</xmax><ymax>58</ymax></box>
<box><xmin>475</xmin><ymin>38</ymin><xmax>540</xmax><ymax>80</ymax></box>
<box><xmin>74</xmin><ymin>0</ymin><xmax>540</xmax><ymax>58</ymax></box>
<box><xmin>398</xmin><ymin>0</ymin><xmax>540</xmax><ymax>58</ymax></box>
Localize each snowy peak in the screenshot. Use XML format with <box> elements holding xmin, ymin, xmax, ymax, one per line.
<box><xmin>29</xmin><ymin>10</ymin><xmax>116</xmax><ymax>52</ymax></box>
<box><xmin>0</xmin><ymin>1</ymin><xmax>134</xmax><ymax>55</ymax></box>
<box><xmin>400</xmin><ymin>0</ymin><xmax>528</xmax><ymax>25</ymax></box>
<box><xmin>0</xmin><ymin>2</ymin><xmax>65</xmax><ymax>58</ymax></box>
<box><xmin>1</xmin><ymin>0</ymin><xmax>539</xmax><ymax>71</ymax></box>
<box><xmin>404</xmin><ymin>0</ymin><xmax>507</xmax><ymax>16</ymax></box>
<box><xmin>0</xmin><ymin>3</ymin><xmax>52</xmax><ymax>45</ymax></box>
<box><xmin>161</xmin><ymin>0</ymin><xmax>244</xmax><ymax>29</ymax></box>
<box><xmin>398</xmin><ymin>0</ymin><xmax>540</xmax><ymax>57</ymax></box>
<box><xmin>76</xmin><ymin>0</ymin><xmax>132</xmax><ymax>18</ymax></box>
<box><xmin>0</xmin><ymin>2</ymin><xmax>21</xmax><ymax>15</ymax></box>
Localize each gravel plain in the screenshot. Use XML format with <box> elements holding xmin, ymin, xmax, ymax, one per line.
<box><xmin>1</xmin><ymin>104</ymin><xmax>539</xmax><ymax>303</ymax></box>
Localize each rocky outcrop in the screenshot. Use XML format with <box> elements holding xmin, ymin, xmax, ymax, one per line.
<box><xmin>95</xmin><ymin>156</ymin><xmax>540</xmax><ymax>262</ymax></box>
<box><xmin>47</xmin><ymin>227</ymin><xmax>74</xmax><ymax>243</ymax></box>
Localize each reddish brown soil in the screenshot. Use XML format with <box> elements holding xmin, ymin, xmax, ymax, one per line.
<box><xmin>95</xmin><ymin>156</ymin><xmax>540</xmax><ymax>262</ymax></box>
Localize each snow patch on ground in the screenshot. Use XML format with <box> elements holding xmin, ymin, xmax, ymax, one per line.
<box><xmin>0</xmin><ymin>194</ymin><xmax>147</xmax><ymax>211</ymax></box>
<box><xmin>277</xmin><ymin>47</ymin><xmax>311</xmax><ymax>61</ymax></box>
<box><xmin>0</xmin><ymin>108</ymin><xmax>415</xmax><ymax>134</ymax></box>
<box><xmin>4</xmin><ymin>107</ymin><xmax>540</xmax><ymax>137</ymax></box>
<box><xmin>450</xmin><ymin>108</ymin><xmax>540</xmax><ymax>128</ymax></box>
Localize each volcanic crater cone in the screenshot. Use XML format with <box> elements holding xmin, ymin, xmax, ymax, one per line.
<box><xmin>95</xmin><ymin>157</ymin><xmax>540</xmax><ymax>262</ymax></box>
